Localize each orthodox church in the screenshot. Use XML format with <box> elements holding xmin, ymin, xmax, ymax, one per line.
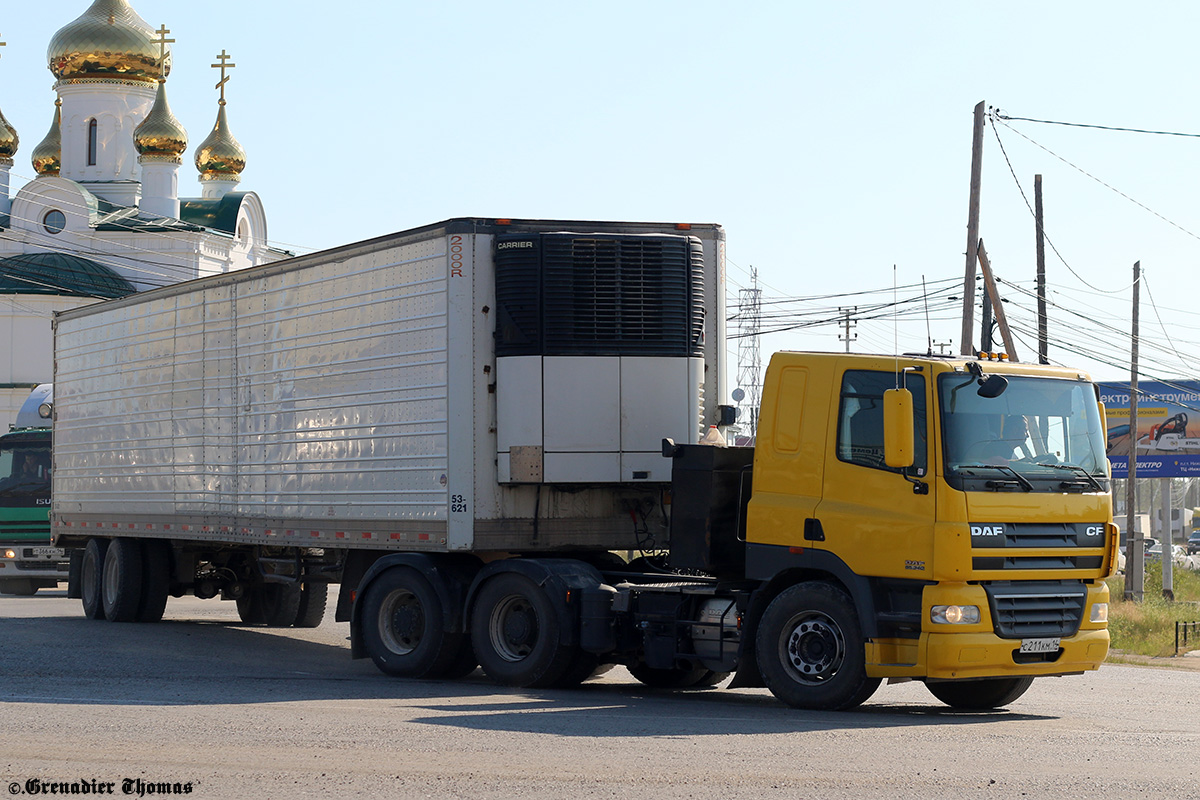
<box><xmin>0</xmin><ymin>0</ymin><xmax>287</xmax><ymax>424</ymax></box>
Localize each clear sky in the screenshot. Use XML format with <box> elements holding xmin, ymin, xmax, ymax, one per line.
<box><xmin>3</xmin><ymin>1</ymin><xmax>1198</xmax><ymax>385</ymax></box>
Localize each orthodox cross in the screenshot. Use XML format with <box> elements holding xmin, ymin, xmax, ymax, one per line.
<box><xmin>152</xmin><ymin>25</ymin><xmax>174</xmax><ymax>81</ymax></box>
<box><xmin>212</xmin><ymin>50</ymin><xmax>236</xmax><ymax>105</ymax></box>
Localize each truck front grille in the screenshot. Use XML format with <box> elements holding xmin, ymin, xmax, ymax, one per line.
<box><xmin>984</xmin><ymin>581</ymin><xmax>1086</xmax><ymax>639</ymax></box>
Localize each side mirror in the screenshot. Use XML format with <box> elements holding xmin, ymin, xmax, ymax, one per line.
<box><xmin>883</xmin><ymin>388</ymin><xmax>914</xmax><ymax>469</ymax></box>
<box><xmin>977</xmin><ymin>374</ymin><xmax>1008</xmax><ymax>398</ymax></box>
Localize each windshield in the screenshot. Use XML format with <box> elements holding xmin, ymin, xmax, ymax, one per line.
<box><xmin>0</xmin><ymin>440</ymin><xmax>52</xmax><ymax>501</ymax></box>
<box><xmin>939</xmin><ymin>373</ymin><xmax>1108</xmax><ymax>489</ymax></box>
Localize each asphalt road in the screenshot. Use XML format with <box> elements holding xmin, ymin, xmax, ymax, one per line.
<box><xmin>1</xmin><ymin>588</ymin><xmax>1198</xmax><ymax>799</ymax></box>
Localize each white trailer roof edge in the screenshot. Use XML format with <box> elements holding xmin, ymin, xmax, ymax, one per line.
<box><xmin>53</xmin><ymin>218</ymin><xmax>725</xmax><ymax>324</ymax></box>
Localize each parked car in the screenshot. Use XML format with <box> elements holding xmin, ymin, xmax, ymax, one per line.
<box><xmin>1145</xmin><ymin>542</ymin><xmax>1191</xmax><ymax>568</ymax></box>
<box><xmin>1187</xmin><ymin>531</ymin><xmax>1200</xmax><ymax>555</ymax></box>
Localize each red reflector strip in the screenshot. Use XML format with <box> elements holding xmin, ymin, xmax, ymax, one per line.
<box><xmin>788</xmin><ymin>546</ymin><xmax>806</xmax><ymax>554</ymax></box>
<box><xmin>362</xmin><ymin>532</ymin><xmax>373</xmax><ymax>540</ymax></box>
<box><xmin>418</xmin><ymin>533</ymin><xmax>429</xmax><ymax>541</ymax></box>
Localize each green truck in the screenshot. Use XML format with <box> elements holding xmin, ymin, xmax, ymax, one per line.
<box><xmin>0</xmin><ymin>385</ymin><xmax>61</xmax><ymax>596</ymax></box>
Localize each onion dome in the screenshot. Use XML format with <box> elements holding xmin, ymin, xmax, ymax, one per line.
<box><xmin>31</xmin><ymin>100</ymin><xmax>62</xmax><ymax>177</ymax></box>
<box><xmin>134</xmin><ymin>81</ymin><xmax>187</xmax><ymax>161</ymax></box>
<box><xmin>0</xmin><ymin>108</ymin><xmax>16</xmax><ymax>165</ymax></box>
<box><xmin>194</xmin><ymin>103</ymin><xmax>245</xmax><ymax>180</ymax></box>
<box><xmin>47</xmin><ymin>0</ymin><xmax>169</xmax><ymax>85</ymax></box>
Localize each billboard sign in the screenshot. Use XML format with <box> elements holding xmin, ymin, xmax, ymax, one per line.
<box><xmin>1098</xmin><ymin>380</ymin><xmax>1200</xmax><ymax>478</ymax></box>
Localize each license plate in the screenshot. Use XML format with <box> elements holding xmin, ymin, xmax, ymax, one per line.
<box><xmin>31</xmin><ymin>547</ymin><xmax>65</xmax><ymax>558</ymax></box>
<box><xmin>1019</xmin><ymin>637</ymin><xmax>1061</xmax><ymax>653</ymax></box>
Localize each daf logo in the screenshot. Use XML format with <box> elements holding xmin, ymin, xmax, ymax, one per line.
<box><xmin>1084</xmin><ymin>525</ymin><xmax>1104</xmax><ymax>536</ymax></box>
<box><xmin>971</xmin><ymin>525</ymin><xmax>1004</xmax><ymax>536</ymax></box>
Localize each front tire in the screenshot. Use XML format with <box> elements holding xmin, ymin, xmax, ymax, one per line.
<box><xmin>925</xmin><ymin>677</ymin><xmax>1034</xmax><ymax>710</ymax></box>
<box><xmin>469</xmin><ymin>572</ymin><xmax>573</xmax><ymax>688</ymax></box>
<box><xmin>755</xmin><ymin>582</ymin><xmax>880</xmax><ymax>710</ymax></box>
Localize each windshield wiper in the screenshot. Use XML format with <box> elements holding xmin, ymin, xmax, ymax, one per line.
<box><xmin>1037</xmin><ymin>462</ymin><xmax>1104</xmax><ymax>492</ymax></box>
<box><xmin>953</xmin><ymin>463</ymin><xmax>1035</xmax><ymax>492</ymax></box>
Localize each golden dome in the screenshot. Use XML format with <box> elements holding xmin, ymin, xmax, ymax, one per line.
<box><xmin>47</xmin><ymin>0</ymin><xmax>169</xmax><ymax>85</ymax></box>
<box><xmin>0</xmin><ymin>108</ymin><xmax>17</xmax><ymax>163</ymax></box>
<box><xmin>31</xmin><ymin>100</ymin><xmax>62</xmax><ymax>177</ymax></box>
<box><xmin>195</xmin><ymin>103</ymin><xmax>245</xmax><ymax>180</ymax></box>
<box><xmin>134</xmin><ymin>81</ymin><xmax>187</xmax><ymax>161</ymax></box>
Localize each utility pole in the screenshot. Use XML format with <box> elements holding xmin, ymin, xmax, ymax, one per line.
<box><xmin>1161</xmin><ymin>476</ymin><xmax>1174</xmax><ymax>601</ymax></box>
<box><xmin>960</xmin><ymin>101</ymin><xmax>986</xmax><ymax>356</ymax></box>
<box><xmin>977</xmin><ymin>241</ymin><xmax>1018</xmax><ymax>361</ymax></box>
<box><xmin>1126</xmin><ymin>261</ymin><xmax>1143</xmax><ymax>602</ymax></box>
<box><xmin>838</xmin><ymin>307</ymin><xmax>857</xmax><ymax>353</ymax></box>
<box><xmin>736</xmin><ymin>267</ymin><xmax>763</xmax><ymax>439</ymax></box>
<box><xmin>1034</xmin><ymin>175</ymin><xmax>1048</xmax><ymax>364</ymax></box>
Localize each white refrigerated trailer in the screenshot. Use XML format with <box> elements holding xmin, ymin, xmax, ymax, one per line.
<box><xmin>53</xmin><ymin>217</ymin><xmax>729</xmax><ymax>649</ymax></box>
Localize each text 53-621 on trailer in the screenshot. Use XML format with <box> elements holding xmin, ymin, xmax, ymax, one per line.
<box><xmin>51</xmin><ymin>218</ymin><xmax>1115</xmax><ymax>710</ymax></box>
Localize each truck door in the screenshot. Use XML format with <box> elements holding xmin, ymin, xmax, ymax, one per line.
<box><xmin>814</xmin><ymin>368</ymin><xmax>935</xmax><ymax>581</ymax></box>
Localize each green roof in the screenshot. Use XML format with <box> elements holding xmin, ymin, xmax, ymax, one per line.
<box><xmin>0</xmin><ymin>252</ymin><xmax>136</xmax><ymax>298</ymax></box>
<box><xmin>179</xmin><ymin>192</ymin><xmax>248</xmax><ymax>235</ymax></box>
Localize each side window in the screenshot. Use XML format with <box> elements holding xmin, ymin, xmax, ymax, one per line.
<box><xmin>837</xmin><ymin>370</ymin><xmax>927</xmax><ymax>474</ymax></box>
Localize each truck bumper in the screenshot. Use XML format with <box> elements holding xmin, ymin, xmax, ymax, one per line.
<box><xmin>921</xmin><ymin>628</ymin><xmax>1109</xmax><ymax>680</ymax></box>
<box><xmin>0</xmin><ymin>549</ymin><xmax>70</xmax><ymax>584</ymax></box>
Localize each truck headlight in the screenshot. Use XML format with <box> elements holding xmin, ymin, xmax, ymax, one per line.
<box><xmin>3</xmin><ymin>549</ymin><xmax>15</xmax><ymax>560</ymax></box>
<box><xmin>931</xmin><ymin>605</ymin><xmax>981</xmax><ymax>624</ymax></box>
<box><xmin>1090</xmin><ymin>603</ymin><xmax>1108</xmax><ymax>623</ymax></box>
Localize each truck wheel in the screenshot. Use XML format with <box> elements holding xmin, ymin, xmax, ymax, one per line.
<box><xmin>470</xmin><ymin>572</ymin><xmax>573</xmax><ymax>688</ymax></box>
<box><xmin>293</xmin><ymin>583</ymin><xmax>328</xmax><ymax>628</ymax></box>
<box><xmin>553</xmin><ymin>651</ymin><xmax>602</xmax><ymax>687</ymax></box>
<box><xmin>81</xmin><ymin>538</ymin><xmax>109</xmax><ymax>620</ymax></box>
<box><xmin>628</xmin><ymin>664</ymin><xmax>727</xmax><ymax>689</ymax></box>
<box><xmin>101</xmin><ymin>537</ymin><xmax>144</xmax><ymax>623</ymax></box>
<box><xmin>0</xmin><ymin>579</ymin><xmax>37</xmax><ymax>596</ymax></box>
<box><xmin>756</xmin><ymin>582</ymin><xmax>880</xmax><ymax>710</ymax></box>
<box><xmin>259</xmin><ymin>584</ymin><xmax>303</xmax><ymax>627</ymax></box>
<box><xmin>136</xmin><ymin>539</ymin><xmax>170</xmax><ymax>623</ymax></box>
<box><xmin>925</xmin><ymin>677</ymin><xmax>1035</xmax><ymax>710</ymax></box>
<box><xmin>236</xmin><ymin>590</ymin><xmax>266</xmax><ymax>624</ymax></box>
<box><xmin>361</xmin><ymin>567</ymin><xmax>466</xmax><ymax>678</ymax></box>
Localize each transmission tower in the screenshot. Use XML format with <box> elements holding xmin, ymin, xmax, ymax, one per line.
<box><xmin>735</xmin><ymin>267</ymin><xmax>763</xmax><ymax>440</ymax></box>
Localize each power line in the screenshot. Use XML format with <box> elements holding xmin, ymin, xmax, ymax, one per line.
<box><xmin>993</xmin><ymin>112</ymin><xmax>1200</xmax><ymax>139</ymax></box>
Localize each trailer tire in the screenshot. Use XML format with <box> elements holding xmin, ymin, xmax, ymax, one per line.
<box><xmin>361</xmin><ymin>567</ymin><xmax>466</xmax><ymax>679</ymax></box>
<box><xmin>81</xmin><ymin>538</ymin><xmax>108</xmax><ymax>620</ymax></box>
<box><xmin>260</xmin><ymin>584</ymin><xmax>303</xmax><ymax>627</ymax></box>
<box><xmin>136</xmin><ymin>539</ymin><xmax>170</xmax><ymax>623</ymax></box>
<box><xmin>470</xmin><ymin>572</ymin><xmax>573</xmax><ymax>688</ymax></box>
<box><xmin>0</xmin><ymin>579</ymin><xmax>37</xmax><ymax>596</ymax></box>
<box><xmin>101</xmin><ymin>537</ymin><xmax>144</xmax><ymax>623</ymax></box>
<box><xmin>628</xmin><ymin>664</ymin><xmax>727</xmax><ymax>689</ymax></box>
<box><xmin>236</xmin><ymin>591</ymin><xmax>266</xmax><ymax>624</ymax></box>
<box><xmin>925</xmin><ymin>677</ymin><xmax>1035</xmax><ymax>710</ymax></box>
<box><xmin>756</xmin><ymin>582</ymin><xmax>880</xmax><ymax>710</ymax></box>
<box><xmin>293</xmin><ymin>583</ymin><xmax>328</xmax><ymax>628</ymax></box>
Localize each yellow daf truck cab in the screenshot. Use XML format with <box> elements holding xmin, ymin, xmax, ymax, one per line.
<box><xmin>739</xmin><ymin>352</ymin><xmax>1114</xmax><ymax>708</ymax></box>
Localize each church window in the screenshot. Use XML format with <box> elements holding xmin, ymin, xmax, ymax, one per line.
<box><xmin>43</xmin><ymin>210</ymin><xmax>67</xmax><ymax>235</ymax></box>
<box><xmin>87</xmin><ymin>119</ymin><xmax>98</xmax><ymax>166</ymax></box>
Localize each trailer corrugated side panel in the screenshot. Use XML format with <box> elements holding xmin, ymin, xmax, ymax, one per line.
<box><xmin>54</xmin><ymin>234</ymin><xmax>455</xmax><ymax>543</ymax></box>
